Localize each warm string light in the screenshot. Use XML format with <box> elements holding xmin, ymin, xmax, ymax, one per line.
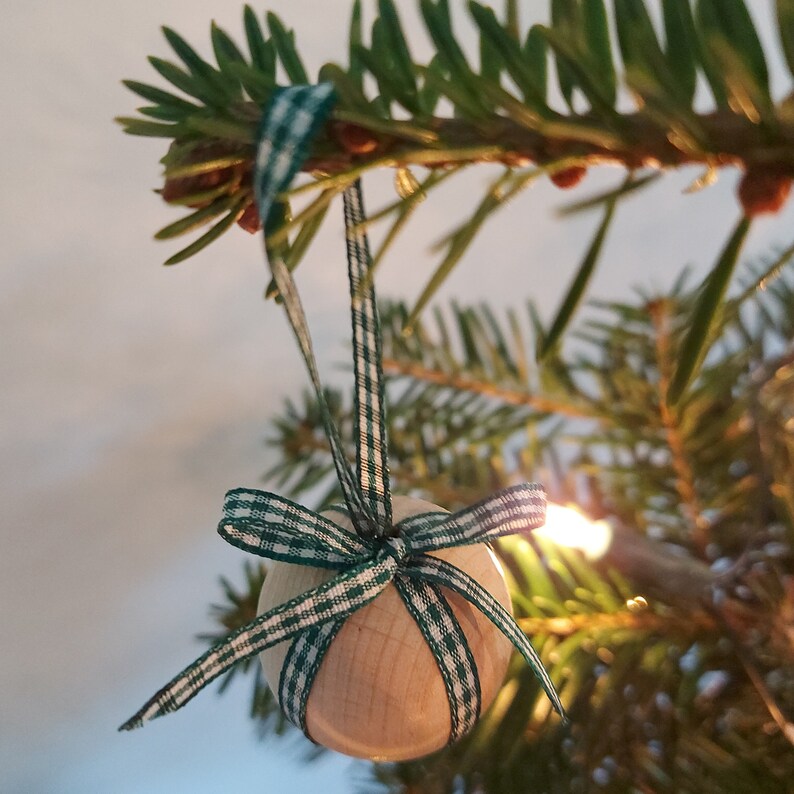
<box><xmin>536</xmin><ymin>504</ymin><xmax>649</xmax><ymax>612</ymax></box>
<box><xmin>535</xmin><ymin>503</ymin><xmax>613</xmax><ymax>560</ymax></box>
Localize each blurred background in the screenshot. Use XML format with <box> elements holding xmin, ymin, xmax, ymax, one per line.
<box><xmin>2</xmin><ymin>1</ymin><xmax>793</xmax><ymax>791</ymax></box>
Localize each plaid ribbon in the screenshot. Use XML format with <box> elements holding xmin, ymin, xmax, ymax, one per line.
<box><xmin>120</xmin><ymin>85</ymin><xmax>566</xmax><ymax>738</ymax></box>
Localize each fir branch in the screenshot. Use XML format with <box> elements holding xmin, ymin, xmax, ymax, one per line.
<box><xmin>516</xmin><ymin>604</ymin><xmax>714</xmax><ymax>638</ymax></box>
<box><xmin>381</xmin><ymin>356</ymin><xmax>593</xmax><ymax>419</ymax></box>
<box><xmin>118</xmin><ymin>4</ymin><xmax>794</xmax><ymax>786</ymax></box>
<box><xmin>120</xmin><ymin>0</ymin><xmax>794</xmax><ymax>338</ymax></box>
<box><xmin>207</xmin><ymin>259</ymin><xmax>794</xmax><ymax>790</ymax></box>
<box><xmin>649</xmin><ymin>298</ymin><xmax>711</xmax><ymax>557</ymax></box>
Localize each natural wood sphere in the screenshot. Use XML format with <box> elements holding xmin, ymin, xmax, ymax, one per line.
<box><xmin>258</xmin><ymin>495</ymin><xmax>513</xmax><ymax>761</ymax></box>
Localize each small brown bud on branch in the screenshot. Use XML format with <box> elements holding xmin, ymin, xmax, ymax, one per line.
<box><xmin>550</xmin><ymin>166</ymin><xmax>587</xmax><ymax>190</ymax></box>
<box><xmin>738</xmin><ymin>165</ymin><xmax>792</xmax><ymax>217</ymax></box>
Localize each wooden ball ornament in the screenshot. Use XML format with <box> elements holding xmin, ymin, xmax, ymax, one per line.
<box><xmin>258</xmin><ymin>495</ymin><xmax>514</xmax><ymax>761</ymax></box>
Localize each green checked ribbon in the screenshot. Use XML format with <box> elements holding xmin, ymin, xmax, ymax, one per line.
<box><xmin>120</xmin><ymin>84</ymin><xmax>566</xmax><ymax>739</ymax></box>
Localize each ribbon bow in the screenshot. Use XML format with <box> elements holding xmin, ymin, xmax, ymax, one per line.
<box><xmin>121</xmin><ymin>84</ymin><xmax>566</xmax><ymax>739</ymax></box>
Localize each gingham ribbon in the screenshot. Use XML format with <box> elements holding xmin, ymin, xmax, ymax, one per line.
<box><xmin>120</xmin><ymin>85</ymin><xmax>566</xmax><ymax>738</ymax></box>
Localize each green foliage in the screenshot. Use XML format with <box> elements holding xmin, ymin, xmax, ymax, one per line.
<box><xmin>667</xmin><ymin>215</ymin><xmax>752</xmax><ymax>404</ymax></box>
<box><xmin>119</xmin><ymin>5</ymin><xmax>794</xmax><ymax>788</ymax></box>
<box><xmin>267</xmin><ymin>248</ymin><xmax>794</xmax><ymax>539</ymax></box>
<box><xmin>120</xmin><ymin>1</ymin><xmax>794</xmax><ymax>363</ymax></box>
<box><xmin>536</xmin><ymin>182</ymin><xmax>620</xmax><ymax>361</ymax></box>
<box><xmin>207</xmin><ymin>256</ymin><xmax>794</xmax><ymax>791</ymax></box>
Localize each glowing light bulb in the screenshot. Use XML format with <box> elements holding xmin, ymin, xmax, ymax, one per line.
<box><xmin>535</xmin><ymin>503</ymin><xmax>613</xmax><ymax>560</ymax></box>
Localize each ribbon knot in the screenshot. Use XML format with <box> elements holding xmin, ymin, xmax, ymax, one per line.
<box><xmin>379</xmin><ymin>534</ymin><xmax>411</xmax><ymax>564</ymax></box>
<box><xmin>120</xmin><ymin>84</ymin><xmax>566</xmax><ymax>741</ymax></box>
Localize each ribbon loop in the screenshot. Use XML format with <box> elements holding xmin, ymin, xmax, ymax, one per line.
<box><xmin>398</xmin><ymin>483</ymin><xmax>546</xmax><ymax>554</ymax></box>
<box><xmin>220</xmin><ymin>488</ymin><xmax>369</xmax><ymax>567</ymax></box>
<box><xmin>343</xmin><ymin>182</ymin><xmax>393</xmax><ymax>534</ymax></box>
<box><xmin>255</xmin><ymin>84</ymin><xmax>375</xmax><ymax>536</ymax></box>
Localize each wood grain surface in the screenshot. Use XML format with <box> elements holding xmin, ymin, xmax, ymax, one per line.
<box><xmin>258</xmin><ymin>496</ymin><xmax>513</xmax><ymax>761</ymax></box>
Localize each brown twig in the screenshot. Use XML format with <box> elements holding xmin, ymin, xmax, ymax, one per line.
<box><xmin>303</xmin><ymin>112</ymin><xmax>794</xmax><ymax>175</ymax></box>
<box><xmin>381</xmin><ymin>357</ymin><xmax>597</xmax><ymax>419</ymax></box>
<box><xmin>517</xmin><ymin>608</ymin><xmax>715</xmax><ymax>638</ymax></box>
<box><xmin>648</xmin><ymin>299</ymin><xmax>711</xmax><ymax>557</ymax></box>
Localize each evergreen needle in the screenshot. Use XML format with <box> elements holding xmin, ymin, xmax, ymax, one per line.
<box><xmin>667</xmin><ymin>216</ymin><xmax>752</xmax><ymax>405</ymax></box>
<box><xmin>538</xmin><ymin>188</ymin><xmax>619</xmax><ymax>360</ymax></box>
<box><xmin>163</xmin><ymin>196</ymin><xmax>249</xmax><ymax>264</ymax></box>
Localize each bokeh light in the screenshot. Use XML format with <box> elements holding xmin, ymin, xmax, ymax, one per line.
<box><xmin>536</xmin><ymin>503</ymin><xmax>613</xmax><ymax>560</ymax></box>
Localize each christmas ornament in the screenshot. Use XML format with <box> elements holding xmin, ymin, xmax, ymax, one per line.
<box><xmin>258</xmin><ymin>495</ymin><xmax>515</xmax><ymax>760</ymax></box>
<box><xmin>120</xmin><ymin>84</ymin><xmax>566</xmax><ymax>758</ymax></box>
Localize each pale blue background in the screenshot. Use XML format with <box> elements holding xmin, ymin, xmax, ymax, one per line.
<box><xmin>2</xmin><ymin>2</ymin><xmax>792</xmax><ymax>792</ymax></box>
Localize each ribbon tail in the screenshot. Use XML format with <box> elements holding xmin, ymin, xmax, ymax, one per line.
<box><xmin>279</xmin><ymin>618</ymin><xmax>346</xmax><ymax>731</ymax></box>
<box><xmin>405</xmin><ymin>555</ymin><xmax>568</xmax><ymax>724</ymax></box>
<box><xmin>119</xmin><ymin>557</ymin><xmax>397</xmax><ymax>731</ymax></box>
<box><xmin>343</xmin><ymin>181</ymin><xmax>392</xmax><ymax>532</ymax></box>
<box><xmin>395</xmin><ymin>577</ymin><xmax>481</xmax><ymax>742</ymax></box>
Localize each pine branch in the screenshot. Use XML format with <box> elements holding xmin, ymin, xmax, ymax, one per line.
<box><xmin>515</xmin><ymin>608</ymin><xmax>713</xmax><ymax>638</ymax></box>
<box><xmin>649</xmin><ymin>298</ymin><xmax>711</xmax><ymax>556</ymax></box>
<box><xmin>381</xmin><ymin>356</ymin><xmax>593</xmax><ymax>419</ymax></box>
<box><xmin>122</xmin><ymin>5</ymin><xmax>794</xmax><ymax>787</ymax></box>
<box><xmin>203</xmin><ymin>257</ymin><xmax>794</xmax><ymax>790</ymax></box>
<box><xmin>120</xmin><ymin>1</ymin><xmax>794</xmax><ymax>345</ymax></box>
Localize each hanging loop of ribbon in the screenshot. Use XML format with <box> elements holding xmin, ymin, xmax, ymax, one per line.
<box><xmin>120</xmin><ymin>84</ymin><xmax>566</xmax><ymax>738</ymax></box>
